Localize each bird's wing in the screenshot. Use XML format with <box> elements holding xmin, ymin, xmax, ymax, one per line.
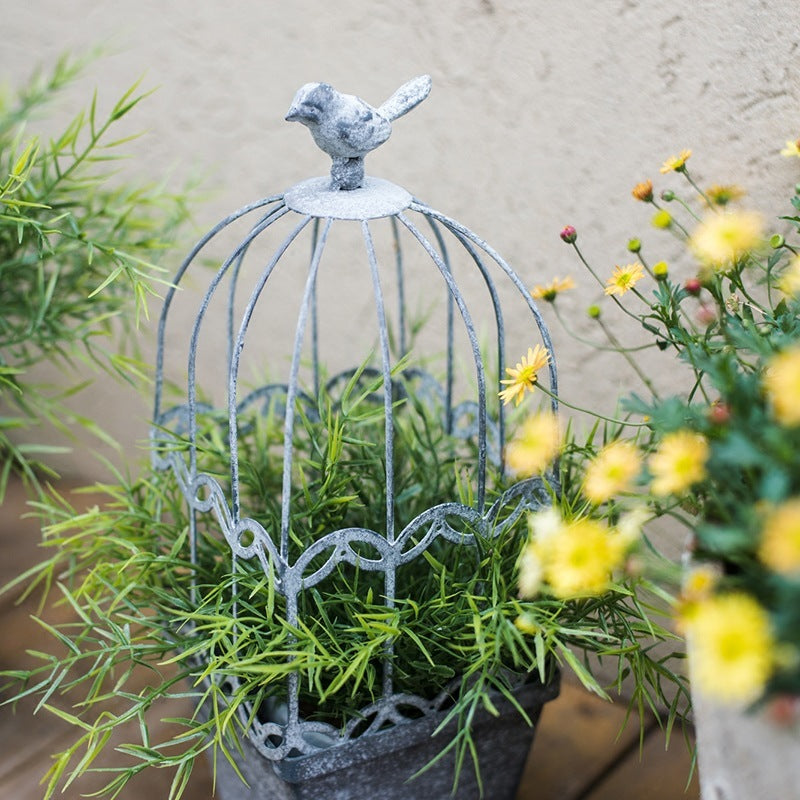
<box><xmin>327</xmin><ymin>99</ymin><xmax>391</xmax><ymax>154</ymax></box>
<box><xmin>377</xmin><ymin>75</ymin><xmax>432</xmax><ymax>122</ymax></box>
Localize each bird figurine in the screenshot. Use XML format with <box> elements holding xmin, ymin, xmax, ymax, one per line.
<box><xmin>286</xmin><ymin>75</ymin><xmax>432</xmax><ymax>191</ymax></box>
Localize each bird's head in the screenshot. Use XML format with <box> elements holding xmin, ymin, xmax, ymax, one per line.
<box><xmin>285</xmin><ymin>83</ymin><xmax>335</xmax><ymax>126</ymax></box>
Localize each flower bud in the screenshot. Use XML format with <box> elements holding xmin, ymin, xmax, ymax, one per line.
<box><xmin>767</xmin><ymin>695</ymin><xmax>800</xmax><ymax>727</ymax></box>
<box><xmin>627</xmin><ymin>238</ymin><xmax>642</xmax><ymax>253</ymax></box>
<box><xmin>651</xmin><ymin>210</ymin><xmax>672</xmax><ymax>229</ymax></box>
<box><xmin>660</xmin><ymin>190</ymin><xmax>675</xmax><ymax>202</ymax></box>
<box><xmin>631</xmin><ymin>180</ymin><xmax>654</xmax><ymax>202</ymax></box>
<box><xmin>770</xmin><ymin>233</ymin><xmax>785</xmax><ymax>249</ymax></box>
<box><xmin>684</xmin><ymin>277</ymin><xmax>702</xmax><ymax>295</ymax></box>
<box><xmin>708</xmin><ymin>401</ymin><xmax>731</xmax><ymax>425</ymax></box>
<box><xmin>560</xmin><ymin>225</ymin><xmax>577</xmax><ymax>244</ymax></box>
<box><xmin>653</xmin><ymin>261</ymin><xmax>669</xmax><ymax>280</ymax></box>
<box><xmin>587</xmin><ymin>304</ymin><xmax>601</xmax><ymax>319</ymax></box>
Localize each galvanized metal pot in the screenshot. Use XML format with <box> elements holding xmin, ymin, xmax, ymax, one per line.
<box><xmin>211</xmin><ymin>673</ymin><xmax>559</xmax><ymax>800</ymax></box>
<box><xmin>689</xmin><ymin>648</ymin><xmax>800</xmax><ymax>799</ymax></box>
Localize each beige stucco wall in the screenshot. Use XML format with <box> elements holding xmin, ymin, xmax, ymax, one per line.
<box><xmin>5</xmin><ymin>0</ymin><xmax>800</xmax><ymax>477</ymax></box>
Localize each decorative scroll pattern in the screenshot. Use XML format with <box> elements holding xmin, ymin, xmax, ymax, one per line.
<box><xmin>155</xmin><ymin>383</ymin><xmax>550</xmax><ymax>759</ymax></box>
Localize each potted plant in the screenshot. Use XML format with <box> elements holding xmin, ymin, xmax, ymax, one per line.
<box><xmin>3</xmin><ymin>367</ymin><xmax>690</xmax><ymax>799</ymax></box>
<box><xmin>2</xmin><ymin>76</ymin><xmax>691</xmax><ymax>800</ymax></box>
<box><xmin>544</xmin><ymin>144</ymin><xmax>800</xmax><ymax>798</ymax></box>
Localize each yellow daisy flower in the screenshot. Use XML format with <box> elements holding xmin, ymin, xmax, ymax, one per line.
<box><xmin>604</xmin><ymin>263</ymin><xmax>645</xmax><ymax>296</ymax></box>
<box><xmin>499</xmin><ymin>345</ymin><xmax>551</xmax><ymax>406</ymax></box>
<box><xmin>532</xmin><ymin>276</ymin><xmax>576</xmax><ymax>302</ymax></box>
<box><xmin>759</xmin><ymin>498</ymin><xmax>800</xmax><ymax>575</ymax></box>
<box><xmin>685</xmin><ymin>592</ymin><xmax>774</xmax><ymax>705</ymax></box>
<box><xmin>683</xmin><ymin>564</ymin><xmax>719</xmax><ymax>603</ymax></box>
<box><xmin>778</xmin><ymin>255</ymin><xmax>800</xmax><ymax>297</ymax></box>
<box><xmin>689</xmin><ymin>210</ymin><xmax>764</xmax><ymax>271</ymax></box>
<box><xmin>781</xmin><ymin>138</ymin><xmax>800</xmax><ymax>158</ymax></box>
<box><xmin>543</xmin><ymin>518</ymin><xmax>626</xmax><ymax>599</ymax></box>
<box><xmin>705</xmin><ymin>184</ymin><xmax>746</xmax><ymax>206</ymax></box>
<box><xmin>660</xmin><ymin>149</ymin><xmax>692</xmax><ymax>174</ymax></box>
<box><xmin>505</xmin><ymin>412</ymin><xmax>560</xmax><ymax>475</ymax></box>
<box><xmin>582</xmin><ymin>440</ymin><xmax>642</xmax><ymax>504</ymax></box>
<box><xmin>648</xmin><ymin>430</ymin><xmax>709</xmax><ymax>496</ymax></box>
<box><xmin>764</xmin><ymin>347</ymin><xmax>800</xmax><ymax>426</ymax></box>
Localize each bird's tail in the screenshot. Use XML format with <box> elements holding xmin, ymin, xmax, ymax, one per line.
<box><xmin>378</xmin><ymin>75</ymin><xmax>432</xmax><ymax>121</ymax></box>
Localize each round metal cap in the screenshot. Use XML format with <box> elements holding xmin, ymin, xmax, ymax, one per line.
<box><xmin>284</xmin><ymin>176</ymin><xmax>413</xmax><ymax>220</ymax></box>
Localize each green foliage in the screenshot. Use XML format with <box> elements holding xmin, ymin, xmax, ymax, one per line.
<box><xmin>560</xmin><ymin>151</ymin><xmax>800</xmax><ymax>704</ymax></box>
<box><xmin>0</xmin><ymin>52</ymin><xmax>191</xmax><ymax>497</ymax></box>
<box><xmin>0</xmin><ymin>62</ymin><xmax>690</xmax><ymax>796</ymax></box>
<box><xmin>0</xmin><ymin>365</ymin><xmax>688</xmax><ymax>798</ymax></box>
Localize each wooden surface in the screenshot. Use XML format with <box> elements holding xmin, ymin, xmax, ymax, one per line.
<box><xmin>0</xmin><ymin>479</ymin><xmax>699</xmax><ymax>799</ymax></box>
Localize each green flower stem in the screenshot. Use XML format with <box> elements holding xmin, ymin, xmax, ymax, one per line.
<box><xmin>535</xmin><ymin>383</ymin><xmax>651</xmax><ymax>428</ymax></box>
<box><xmin>552</xmin><ymin>304</ymin><xmax>657</xmax><ymax>353</ymax></box>
<box><xmin>595</xmin><ymin>315</ymin><xmax>661</xmax><ymax>399</ymax></box>
<box><xmin>670</xmin><ymin>193</ymin><xmax>703</xmax><ymax>224</ymax></box>
<box><xmin>681</xmin><ymin>167</ymin><xmax>714</xmax><ymax>209</ymax></box>
<box><xmin>637</xmin><ymin>252</ymin><xmax>657</xmax><ymax>281</ymax></box>
<box><xmin>728</xmin><ymin>265</ymin><xmax>769</xmax><ymax>315</ymax></box>
<box><xmin>571</xmin><ymin>243</ymin><xmax>651</xmax><ymax>325</ymax></box>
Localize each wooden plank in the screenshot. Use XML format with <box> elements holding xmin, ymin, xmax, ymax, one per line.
<box><xmin>0</xmin><ymin>479</ymin><xmax>46</xmax><ymax>611</ymax></box>
<box><xmin>583</xmin><ymin>725</ymin><xmax>699</xmax><ymax>800</ymax></box>
<box><xmin>516</xmin><ymin>679</ymin><xmax>650</xmax><ymax>800</ymax></box>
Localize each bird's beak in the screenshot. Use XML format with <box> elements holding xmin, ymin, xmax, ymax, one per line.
<box><xmin>285</xmin><ymin>102</ymin><xmax>320</xmax><ymax>124</ymax></box>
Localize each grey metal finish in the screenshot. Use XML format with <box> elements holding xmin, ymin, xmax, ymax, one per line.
<box><xmin>210</xmin><ymin>675</ymin><xmax>560</xmax><ymax>800</ymax></box>
<box><xmin>152</xmin><ymin>78</ymin><xmax>559</xmax><ymax>778</ymax></box>
<box><xmin>285</xmin><ymin>76</ymin><xmax>432</xmax><ymax>190</ymax></box>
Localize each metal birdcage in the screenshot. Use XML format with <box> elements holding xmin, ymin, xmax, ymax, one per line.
<box><xmin>151</xmin><ymin>76</ymin><xmax>559</xmax><ymax>793</ymax></box>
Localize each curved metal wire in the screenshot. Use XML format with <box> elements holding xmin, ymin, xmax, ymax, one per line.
<box><xmin>410</xmin><ymin>200</ymin><xmax>560</xmax><ymax>413</ymax></box>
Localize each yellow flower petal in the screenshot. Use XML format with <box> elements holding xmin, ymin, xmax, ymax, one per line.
<box><xmin>704</xmin><ymin>184</ymin><xmax>746</xmax><ymax>206</ymax></box>
<box><xmin>532</xmin><ymin>276</ymin><xmax>576</xmax><ymax>302</ymax></box>
<box><xmin>689</xmin><ymin>210</ymin><xmax>764</xmax><ymax>271</ymax></box>
<box><xmin>631</xmin><ymin>180</ymin><xmax>654</xmax><ymax>202</ymax></box>
<box><xmin>518</xmin><ymin>542</ymin><xmax>544</xmax><ymax>599</ymax></box>
<box><xmin>659</xmin><ymin>149</ymin><xmax>692</xmax><ymax>174</ymax></box>
<box><xmin>778</xmin><ymin>256</ymin><xmax>800</xmax><ymax>297</ymax></box>
<box><xmin>541</xmin><ymin>518</ymin><xmax>626</xmax><ymax>599</ymax></box>
<box><xmin>685</xmin><ymin>592</ymin><xmax>774</xmax><ymax>705</ymax></box>
<box><xmin>498</xmin><ymin>345</ymin><xmax>551</xmax><ymax>406</ymax></box>
<box><xmin>781</xmin><ymin>139</ymin><xmax>800</xmax><ymax>158</ymax></box>
<box><xmin>759</xmin><ymin>498</ymin><xmax>800</xmax><ymax>575</ymax></box>
<box><xmin>583</xmin><ymin>440</ymin><xmax>642</xmax><ymax>504</ymax></box>
<box><xmin>764</xmin><ymin>347</ymin><xmax>800</xmax><ymax>426</ymax></box>
<box><xmin>648</xmin><ymin>430</ymin><xmax>709</xmax><ymax>496</ymax></box>
<box><xmin>505</xmin><ymin>412</ymin><xmax>561</xmax><ymax>475</ymax></box>
<box><xmin>604</xmin><ymin>263</ymin><xmax>645</xmax><ymax>296</ymax></box>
